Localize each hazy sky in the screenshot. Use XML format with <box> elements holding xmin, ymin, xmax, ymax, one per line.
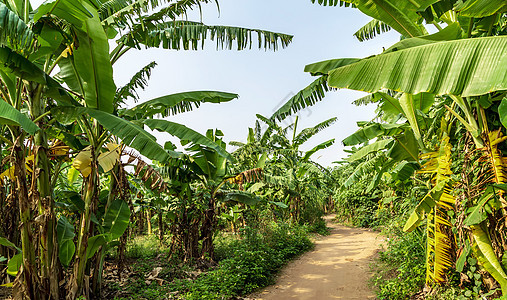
<box><xmin>34</xmin><ymin>0</ymin><xmax>401</xmax><ymax>166</ymax></box>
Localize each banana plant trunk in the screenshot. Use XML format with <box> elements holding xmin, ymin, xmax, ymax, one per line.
<box><xmin>201</xmin><ymin>195</ymin><xmax>216</xmax><ymax>260</ymax></box>
<box><xmin>147</xmin><ymin>210</ymin><xmax>152</xmax><ymax>235</ymax></box>
<box><xmin>31</xmin><ymin>84</ymin><xmax>60</xmax><ymax>299</ymax></box>
<box><xmin>69</xmin><ymin>148</ymin><xmax>98</xmax><ymax>299</ymax></box>
<box><xmin>12</xmin><ymin>130</ymin><xmax>39</xmax><ymax>300</ymax></box>
<box><xmin>158</xmin><ymin>207</ymin><xmax>164</xmax><ymax>242</ymax></box>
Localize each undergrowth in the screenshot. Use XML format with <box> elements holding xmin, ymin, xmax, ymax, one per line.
<box><xmin>107</xmin><ymin>221</ymin><xmax>313</xmax><ymax>299</ymax></box>
<box><xmin>174</xmin><ymin>221</ymin><xmax>313</xmax><ymax>299</ymax></box>
<box><xmin>371</xmin><ymin>228</ymin><xmax>426</xmax><ymax>299</ymax></box>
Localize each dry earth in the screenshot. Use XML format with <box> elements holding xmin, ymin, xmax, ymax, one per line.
<box><xmin>251</xmin><ymin>215</ymin><xmax>381</xmax><ymax>300</ymax></box>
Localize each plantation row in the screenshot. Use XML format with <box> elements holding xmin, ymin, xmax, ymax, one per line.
<box><xmin>0</xmin><ymin>1</ymin><xmax>333</xmax><ymax>299</ymax></box>
<box><xmin>0</xmin><ymin>0</ymin><xmax>506</xmax><ymax>300</ymax></box>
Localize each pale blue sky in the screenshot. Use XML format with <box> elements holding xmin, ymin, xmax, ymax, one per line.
<box><xmin>33</xmin><ymin>0</ymin><xmax>401</xmax><ymax>166</ymax></box>
<box><xmin>113</xmin><ymin>1</ymin><xmax>401</xmax><ymax>166</ymax></box>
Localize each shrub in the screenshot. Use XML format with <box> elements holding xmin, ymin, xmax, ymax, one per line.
<box><xmin>372</xmin><ymin>229</ymin><xmax>426</xmax><ymax>299</ymax></box>
<box><xmin>181</xmin><ymin>222</ymin><xmax>313</xmax><ymax>299</ymax></box>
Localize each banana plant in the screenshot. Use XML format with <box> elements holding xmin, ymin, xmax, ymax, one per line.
<box><xmin>253</xmin><ymin>114</ymin><xmax>336</xmax><ymax>222</ymax></box>
<box><xmin>270</xmin><ymin>0</ymin><xmax>507</xmax><ymax>293</ymax></box>
<box><xmin>0</xmin><ymin>0</ymin><xmax>295</xmax><ymax>298</ymax></box>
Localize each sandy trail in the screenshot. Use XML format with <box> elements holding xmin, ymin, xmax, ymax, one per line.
<box><xmin>252</xmin><ymin>215</ymin><xmax>380</xmax><ymax>300</ymax></box>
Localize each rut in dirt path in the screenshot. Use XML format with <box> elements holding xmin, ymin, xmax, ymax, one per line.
<box><xmin>252</xmin><ymin>215</ymin><xmax>381</xmax><ymax>300</ymax></box>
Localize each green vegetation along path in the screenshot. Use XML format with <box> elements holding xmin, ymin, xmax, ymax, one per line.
<box><xmin>253</xmin><ymin>215</ymin><xmax>380</xmax><ymax>299</ymax></box>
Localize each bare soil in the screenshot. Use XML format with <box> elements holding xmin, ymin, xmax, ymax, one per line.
<box><xmin>251</xmin><ymin>215</ymin><xmax>380</xmax><ymax>300</ymax></box>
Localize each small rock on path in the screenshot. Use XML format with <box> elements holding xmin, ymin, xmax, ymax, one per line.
<box><xmin>251</xmin><ymin>215</ymin><xmax>380</xmax><ymax>300</ymax></box>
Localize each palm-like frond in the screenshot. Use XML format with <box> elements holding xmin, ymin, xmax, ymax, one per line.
<box><xmin>52</xmin><ymin>106</ymin><xmax>182</xmax><ymax>163</ymax></box>
<box><xmin>343</xmin><ymin>156</ymin><xmax>383</xmax><ymax>187</ymax></box>
<box><xmin>312</xmin><ymin>0</ymin><xmax>430</xmax><ymax>38</ymax></box>
<box><xmin>426</xmin><ymin>207</ymin><xmax>453</xmax><ymax>283</ymax></box>
<box><xmin>484</xmin><ymin>129</ymin><xmax>507</xmax><ymax>187</ymax></box>
<box><xmin>293</xmin><ymin>117</ymin><xmax>337</xmax><ymax>147</ymax></box>
<box><xmin>121</xmin><ymin>91</ymin><xmax>238</xmax><ymax>119</ymax></box>
<box><xmin>227</xmin><ymin>168</ymin><xmax>263</xmax><ymax>190</ymax></box>
<box><xmin>128</xmin><ymin>153</ymin><xmax>168</xmax><ymax>192</ymax></box>
<box><xmin>263</xmin><ymin>172</ymin><xmax>294</xmax><ymax>190</ymax></box>
<box><xmin>116</xmin><ymin>61</ymin><xmax>157</xmax><ymax>104</ymax></box>
<box><xmin>354</xmin><ymin>19</ymin><xmax>392</xmax><ymax>42</ymax></box>
<box><xmin>256</xmin><ymin>114</ymin><xmax>284</xmax><ymax>146</ymax></box>
<box><xmin>121</xmin><ymin>21</ymin><xmax>293</xmax><ymax>51</ymax></box>
<box><xmin>310</xmin><ymin>0</ymin><xmax>355</xmax><ymax>8</ymax></box>
<box><xmin>405</xmin><ymin>135</ymin><xmax>455</xmax><ymax>284</ymax></box>
<box><xmin>101</xmin><ymin>0</ymin><xmax>212</xmax><ymax>27</ymax></box>
<box><xmin>229</xmin><ymin>141</ymin><xmax>245</xmax><ymax>147</ymax></box>
<box><xmin>254</xmin><ymin>120</ymin><xmax>262</xmax><ymax>141</ymax></box>
<box><xmin>143</xmin><ymin>118</ymin><xmax>234</xmax><ymax>162</ymax></box>
<box><xmin>302</xmin><ymin>139</ymin><xmax>335</xmax><ymax>162</ymax></box>
<box><xmin>270</xmin><ymin>76</ymin><xmax>333</xmax><ymax>122</ymax></box>
<box><xmin>0</xmin><ymin>3</ymin><xmax>37</xmax><ymax>52</ymax></box>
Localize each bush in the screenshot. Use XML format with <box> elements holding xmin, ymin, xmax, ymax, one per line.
<box><xmin>307</xmin><ymin>217</ymin><xmax>331</xmax><ymax>235</ymax></box>
<box><xmin>372</xmin><ymin>228</ymin><xmax>426</xmax><ymax>299</ymax></box>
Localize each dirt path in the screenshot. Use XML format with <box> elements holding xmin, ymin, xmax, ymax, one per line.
<box><xmin>252</xmin><ymin>215</ymin><xmax>381</xmax><ymax>300</ymax></box>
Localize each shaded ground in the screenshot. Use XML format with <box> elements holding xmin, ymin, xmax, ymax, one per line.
<box><xmin>251</xmin><ymin>215</ymin><xmax>380</xmax><ymax>300</ymax></box>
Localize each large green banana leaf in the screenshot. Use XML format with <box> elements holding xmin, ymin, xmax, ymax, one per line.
<box><xmin>186</xmin><ymin>130</ymin><xmax>228</xmax><ymax>179</ymax></box>
<box><xmin>275</xmin><ymin>25</ymin><xmax>460</xmax><ymax>122</ymax></box>
<box><xmin>0</xmin><ymin>100</ymin><xmax>39</xmax><ymax>135</ymax></box>
<box><xmin>327</xmin><ymin>36</ymin><xmax>507</xmax><ymax>97</ymax></box>
<box><xmin>102</xmin><ymin>199</ymin><xmax>130</xmax><ymax>240</ymax></box>
<box><xmin>0</xmin><ymin>69</ymin><xmax>16</xmax><ymax>103</ymax></box>
<box><xmin>403</xmin><ymin>180</ymin><xmax>447</xmax><ymax>232</ymax></box>
<box><xmin>497</xmin><ymin>97</ymin><xmax>507</xmax><ymax>129</ymax></box>
<box><xmin>51</xmin><ymin>106</ymin><xmax>181</xmax><ymax>162</ymax></box>
<box><xmin>1</xmin><ymin>0</ymin><xmax>30</xmax><ymax>17</ymax></box>
<box><xmin>222</xmin><ymin>191</ymin><xmax>261</xmax><ymax>206</ymax></box>
<box><xmin>347</xmin><ymin>139</ymin><xmax>394</xmax><ymax>162</ymax></box>
<box><xmin>121</xmin><ymin>91</ymin><xmax>238</xmax><ymax>119</ymax></box>
<box><xmin>302</xmin><ymin>139</ymin><xmax>335</xmax><ymax>162</ymax></box>
<box><xmin>399</xmin><ymin>93</ymin><xmax>429</xmax><ymax>147</ymax></box>
<box><xmin>383</xmin><ymin>22</ymin><xmax>463</xmax><ymax>54</ymax></box>
<box><xmin>456</xmin><ymin>0</ymin><xmax>507</xmax><ymax>18</ymax></box>
<box><xmin>311</xmin><ymin>0</ymin><xmax>433</xmax><ymax>38</ymax></box>
<box><xmin>342</xmin><ymin>123</ymin><xmax>406</xmax><ymax>146</ymax></box>
<box><xmin>471</xmin><ymin>225</ymin><xmax>507</xmax><ymax>295</ymax></box>
<box><xmin>387</xmin><ymin>129</ymin><xmax>419</xmax><ymax>162</ymax></box>
<box><xmin>34</xmin><ymin>0</ymin><xmax>93</xmax><ymax>29</ymax></box>
<box><xmin>143</xmin><ymin>119</ymin><xmax>235</xmax><ymax>162</ymax></box>
<box><xmin>304</xmin><ymin>59</ymin><xmax>360</xmax><ymax>76</ymax></box>
<box><xmin>0</xmin><ymin>46</ymin><xmax>46</xmax><ymax>83</ymax></box>
<box><xmin>71</xmin><ymin>3</ymin><xmax>116</xmax><ymax>113</ymax></box>
<box><xmin>0</xmin><ymin>3</ymin><xmax>37</xmax><ymax>52</ymax></box>
<box><xmin>270</xmin><ymin>58</ymin><xmax>359</xmax><ymax>122</ymax></box>
<box><xmin>0</xmin><ymin>46</ymin><xmax>75</xmax><ymax>104</ymax></box>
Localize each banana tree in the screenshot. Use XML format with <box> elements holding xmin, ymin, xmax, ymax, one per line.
<box><xmin>272</xmin><ymin>0</ymin><xmax>507</xmax><ymax>294</ymax></box>
<box><xmin>254</xmin><ymin>114</ymin><xmax>336</xmax><ymax>222</ymax></box>
<box><xmin>0</xmin><ymin>0</ymin><xmax>294</xmax><ymax>299</ymax></box>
